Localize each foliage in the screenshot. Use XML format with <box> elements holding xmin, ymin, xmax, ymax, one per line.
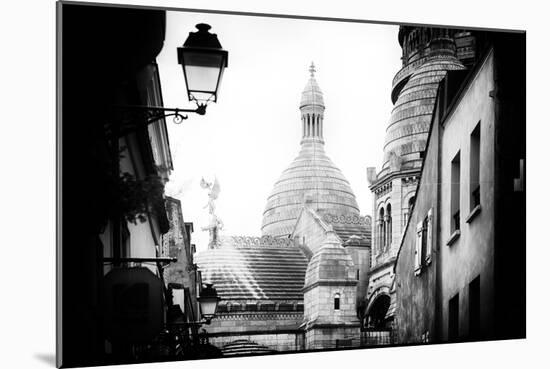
<box><xmin>118</xmin><ymin>172</ymin><xmax>166</xmax><ymax>224</ymax></box>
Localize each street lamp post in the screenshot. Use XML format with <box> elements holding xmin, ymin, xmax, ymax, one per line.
<box><xmin>167</xmin><ymin>283</ymin><xmax>221</xmax><ymax>357</ymax></box>
<box><xmin>113</xmin><ymin>23</ymin><xmax>228</xmax><ymax>131</ymax></box>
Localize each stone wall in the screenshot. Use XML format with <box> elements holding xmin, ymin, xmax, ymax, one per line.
<box><xmin>438</xmin><ymin>51</ymin><xmax>496</xmax><ymax>341</ymax></box>
<box><xmin>394</xmin><ymin>86</ymin><xmax>440</xmax><ymax>344</ymax></box>
<box><xmin>209</xmin><ymin>332</ymin><xmax>302</xmax><ymax>352</ymax></box>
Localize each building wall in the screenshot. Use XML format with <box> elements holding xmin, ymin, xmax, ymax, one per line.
<box><xmin>209</xmin><ymin>333</ymin><xmax>301</xmax><ymax>352</ymax></box>
<box><xmin>439</xmin><ymin>51</ymin><xmax>495</xmax><ymax>341</ymax></box>
<box><xmin>292</xmin><ymin>208</ymin><xmax>330</xmax><ymax>258</ymax></box>
<box><xmin>205</xmin><ymin>312</ymin><xmax>304</xmax><ymax>351</ymax></box>
<box><xmin>303</xmin><ymin>284</ymin><xmax>358</xmax><ymax>324</ymax></box>
<box><xmin>345</xmin><ymin>245</ymin><xmax>370</xmax><ymax>302</ymax></box>
<box><xmin>366</xmin><ymin>28</ymin><xmax>466</xmax><ymax>326</ymax></box>
<box><xmin>394</xmin><ymin>96</ymin><xmax>441</xmax><ymax>344</ymax></box>
<box><xmin>305</xmin><ymin>326</ymin><xmax>361</xmax><ymax>350</ymax></box>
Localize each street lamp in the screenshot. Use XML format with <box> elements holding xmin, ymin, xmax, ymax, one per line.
<box><xmin>115</xmin><ymin>23</ymin><xmax>228</xmax><ymax>129</ymax></box>
<box><xmin>178</xmin><ymin>23</ymin><xmax>228</xmax><ymax>105</ymax></box>
<box><xmin>198</xmin><ymin>283</ymin><xmax>221</xmax><ymax>323</ymax></box>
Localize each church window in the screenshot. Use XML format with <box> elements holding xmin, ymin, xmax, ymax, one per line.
<box><xmin>386</xmin><ymin>204</ymin><xmax>392</xmax><ymax>250</ymax></box>
<box><xmin>470</xmin><ymin>122</ymin><xmax>481</xmax><ymax>211</ymax></box>
<box><xmin>334</xmin><ymin>293</ymin><xmax>341</xmax><ymax>310</ymax></box>
<box><xmin>450</xmin><ymin>151</ymin><xmax>461</xmax><ymax>234</ymax></box>
<box><xmin>378</xmin><ymin>207</ymin><xmax>385</xmax><ymax>252</ymax></box>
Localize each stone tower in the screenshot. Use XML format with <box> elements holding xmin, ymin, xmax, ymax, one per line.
<box><xmin>365</xmin><ymin>27</ymin><xmax>475</xmax><ymax>329</ymax></box>
<box><xmin>302</xmin><ymin>229</ymin><xmax>361</xmax><ymax>349</ymax></box>
<box><xmin>261</xmin><ymin>63</ymin><xmax>361</xmax><ymax>238</ymax></box>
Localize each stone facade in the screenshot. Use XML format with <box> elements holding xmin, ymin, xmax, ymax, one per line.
<box><xmin>365</xmin><ymin>27</ymin><xmax>476</xmax><ymax>330</ymax></box>
<box><xmin>394</xmin><ymin>33</ymin><xmax>526</xmax><ymax>344</ymax></box>
<box><xmin>162</xmin><ymin>197</ymin><xmax>196</xmax><ymax>293</ymax></box>
<box><xmin>302</xmin><ymin>231</ymin><xmax>361</xmax><ymax>349</ymax></box>
<box><xmin>292</xmin><ymin>207</ymin><xmax>371</xmax><ymax>304</ymax></box>
<box><xmin>196</xmin><ymin>66</ymin><xmax>369</xmax><ymax>353</ymax></box>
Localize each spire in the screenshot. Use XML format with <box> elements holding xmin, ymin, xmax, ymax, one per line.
<box><xmin>300</xmin><ymin>62</ymin><xmax>325</xmax><ymax>144</ymax></box>
<box><xmin>309</xmin><ymin>61</ymin><xmax>316</xmax><ymax>77</ymax></box>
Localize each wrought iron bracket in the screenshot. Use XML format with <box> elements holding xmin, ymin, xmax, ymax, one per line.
<box><xmin>110</xmin><ymin>104</ymin><xmax>207</xmax><ymax>137</ymax></box>
<box><xmin>102</xmin><ymin>257</ymin><xmax>178</xmax><ymax>264</ymax></box>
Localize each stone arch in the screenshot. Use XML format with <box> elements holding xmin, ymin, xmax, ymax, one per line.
<box><xmin>365</xmin><ymin>287</ymin><xmax>392</xmax><ymax>329</ymax></box>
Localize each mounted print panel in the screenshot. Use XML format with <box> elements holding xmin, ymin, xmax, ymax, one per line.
<box><xmin>57</xmin><ymin>1</ymin><xmax>525</xmax><ymax>367</ymax></box>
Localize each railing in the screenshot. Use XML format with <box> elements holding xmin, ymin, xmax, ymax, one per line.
<box><xmin>361</xmin><ymin>329</ymin><xmax>393</xmax><ymax>346</ymax></box>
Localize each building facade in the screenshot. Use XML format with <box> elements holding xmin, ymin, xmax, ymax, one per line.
<box><xmin>394</xmin><ymin>33</ymin><xmax>526</xmax><ymax>343</ymax></box>
<box><xmin>196</xmin><ymin>65</ymin><xmax>370</xmax><ymax>352</ymax></box>
<box><xmin>365</xmin><ymin>27</ymin><xmax>479</xmax><ymax>332</ymax></box>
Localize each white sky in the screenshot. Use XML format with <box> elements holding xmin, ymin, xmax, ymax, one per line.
<box><xmin>157</xmin><ymin>11</ymin><xmax>402</xmax><ymax>251</ymax></box>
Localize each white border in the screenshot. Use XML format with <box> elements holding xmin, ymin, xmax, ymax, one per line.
<box><xmin>1</xmin><ymin>0</ymin><xmax>546</xmax><ymax>368</ymax></box>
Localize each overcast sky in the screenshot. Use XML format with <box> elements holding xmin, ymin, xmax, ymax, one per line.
<box><xmin>156</xmin><ymin>11</ymin><xmax>402</xmax><ymax>250</ymax></box>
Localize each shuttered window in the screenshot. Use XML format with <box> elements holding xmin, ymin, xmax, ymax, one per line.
<box><xmin>425</xmin><ymin>208</ymin><xmax>433</xmax><ymax>264</ymax></box>
<box><xmin>414</xmin><ymin>221</ymin><xmax>423</xmax><ymax>275</ymax></box>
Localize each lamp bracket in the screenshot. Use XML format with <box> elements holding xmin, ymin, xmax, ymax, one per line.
<box><xmin>110</xmin><ymin>104</ymin><xmax>207</xmax><ymax>136</ymax></box>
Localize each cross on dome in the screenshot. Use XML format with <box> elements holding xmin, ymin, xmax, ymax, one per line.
<box><xmin>309</xmin><ymin>62</ymin><xmax>316</xmax><ymax>77</ymax></box>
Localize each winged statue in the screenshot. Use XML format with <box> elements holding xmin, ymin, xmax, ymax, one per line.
<box><xmin>200</xmin><ymin>177</ymin><xmax>223</xmax><ymax>249</ymax></box>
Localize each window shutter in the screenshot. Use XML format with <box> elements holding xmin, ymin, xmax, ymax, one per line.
<box><xmin>414</xmin><ymin>221</ymin><xmax>423</xmax><ymax>275</ymax></box>
<box><xmin>426</xmin><ymin>209</ymin><xmax>433</xmax><ymax>264</ymax></box>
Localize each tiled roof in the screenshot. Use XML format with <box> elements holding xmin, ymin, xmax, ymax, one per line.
<box><xmin>195</xmin><ymin>242</ymin><xmax>308</xmax><ymax>301</ymax></box>
<box><xmin>321</xmin><ymin>212</ymin><xmax>372</xmax><ymax>248</ymax></box>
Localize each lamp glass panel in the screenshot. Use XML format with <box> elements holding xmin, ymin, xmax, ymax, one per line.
<box><xmin>200</xmin><ymin>298</ymin><xmax>218</xmax><ymax>317</ymax></box>
<box><xmin>181</xmin><ymin>51</ymin><xmax>225</xmax><ymax>101</ymax></box>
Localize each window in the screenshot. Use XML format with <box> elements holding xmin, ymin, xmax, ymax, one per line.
<box><xmin>469</xmin><ymin>276</ymin><xmax>481</xmax><ymax>340</ymax></box>
<box><xmin>378</xmin><ymin>207</ymin><xmax>385</xmax><ymax>253</ymax></box>
<box><xmin>386</xmin><ymin>204</ymin><xmax>392</xmax><ymax>250</ymax></box>
<box><xmin>334</xmin><ymin>293</ymin><xmax>341</xmax><ymax>310</ymax></box>
<box><xmin>424</xmin><ymin>209</ymin><xmax>433</xmax><ymax>264</ymax></box>
<box><xmin>449</xmin><ymin>293</ymin><xmax>459</xmax><ymax>342</ymax></box>
<box><xmin>450</xmin><ymin>151</ymin><xmax>461</xmax><ymax>233</ymax></box>
<box><xmin>356</xmin><ymin>269</ymin><xmax>360</xmax><ymax>280</ymax></box>
<box><xmin>470</xmin><ymin>123</ymin><xmax>481</xmax><ymax>210</ymax></box>
<box><xmin>414</xmin><ymin>221</ymin><xmax>423</xmax><ymax>275</ymax></box>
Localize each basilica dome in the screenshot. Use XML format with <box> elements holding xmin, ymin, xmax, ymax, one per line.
<box><xmin>261</xmin><ymin>64</ymin><xmax>360</xmax><ymax>238</ymax></box>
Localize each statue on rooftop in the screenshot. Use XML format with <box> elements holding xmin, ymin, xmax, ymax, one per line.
<box><xmin>200</xmin><ymin>177</ymin><xmax>224</xmax><ymax>249</ymax></box>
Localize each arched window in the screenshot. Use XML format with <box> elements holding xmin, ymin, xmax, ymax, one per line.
<box><xmin>334</xmin><ymin>293</ymin><xmax>341</xmax><ymax>310</ymax></box>
<box><xmin>386</xmin><ymin>204</ymin><xmax>392</xmax><ymax>250</ymax></box>
<box><xmin>378</xmin><ymin>207</ymin><xmax>385</xmax><ymax>252</ymax></box>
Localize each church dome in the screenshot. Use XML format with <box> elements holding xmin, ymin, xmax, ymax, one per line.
<box><xmin>261</xmin><ymin>64</ymin><xmax>360</xmax><ymax>238</ymax></box>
